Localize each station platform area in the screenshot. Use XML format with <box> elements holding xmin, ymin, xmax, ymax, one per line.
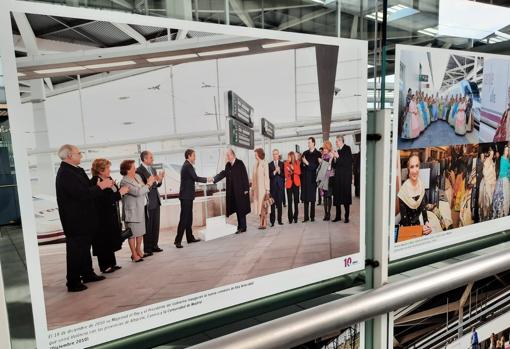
<box><xmin>39</xmin><ymin>200</ymin><xmax>360</xmax><ymax>330</ymax></box>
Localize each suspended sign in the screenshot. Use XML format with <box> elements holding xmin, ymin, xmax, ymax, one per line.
<box><xmin>227</xmin><ymin>90</ymin><xmax>254</xmax><ymax>127</ymax></box>
<box><xmin>261</xmin><ymin>118</ymin><xmax>275</xmax><ymax>139</ymax></box>
<box><xmin>229</xmin><ymin>118</ymin><xmax>254</xmax><ymax>149</ymax></box>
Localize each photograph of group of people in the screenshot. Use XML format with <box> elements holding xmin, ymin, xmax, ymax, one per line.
<box><xmin>394</xmin><ymin>141</ymin><xmax>510</xmax><ymax>243</ymax></box>
<box><xmin>57</xmin><ymin>134</ymin><xmax>357</xmax><ymax>292</ymax></box>
<box><xmin>396</xmin><ymin>47</ymin><xmax>482</xmax><ymax>149</ymax></box>
<box><xmin>401</xmin><ymin>90</ymin><xmax>476</xmax><ymax>140</ymax></box>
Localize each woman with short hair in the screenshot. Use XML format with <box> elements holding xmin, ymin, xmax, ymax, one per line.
<box><xmin>91</xmin><ymin>159</ymin><xmax>129</xmax><ymax>273</ymax></box>
<box><xmin>120</xmin><ymin>160</ymin><xmax>155</xmax><ymax>262</ymax></box>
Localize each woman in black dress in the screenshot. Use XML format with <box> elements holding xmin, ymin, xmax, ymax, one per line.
<box><xmin>397</xmin><ymin>154</ymin><xmax>432</xmax><ymax>234</ymax></box>
<box><xmin>91</xmin><ymin>159</ymin><xmax>129</xmax><ymax>273</ymax></box>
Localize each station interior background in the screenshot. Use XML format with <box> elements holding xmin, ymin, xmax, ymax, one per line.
<box><xmin>2</xmin><ymin>1</ymin><xmax>510</xmax><ymax>349</ymax></box>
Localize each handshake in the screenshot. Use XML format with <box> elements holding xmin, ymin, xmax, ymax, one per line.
<box><xmin>207</xmin><ymin>177</ymin><xmax>215</xmax><ymax>184</ymax></box>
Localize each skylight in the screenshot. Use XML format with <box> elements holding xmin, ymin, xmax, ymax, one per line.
<box><xmin>366</xmin><ymin>4</ymin><xmax>419</xmax><ymax>22</ymax></box>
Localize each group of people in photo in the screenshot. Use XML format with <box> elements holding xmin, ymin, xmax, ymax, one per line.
<box><xmin>395</xmin><ymin>142</ymin><xmax>510</xmax><ymax>241</ymax></box>
<box><xmin>401</xmin><ymin>88</ymin><xmax>474</xmax><ymax>140</ymax></box>
<box><xmin>55</xmin><ymin>135</ymin><xmax>356</xmax><ymax>292</ymax></box>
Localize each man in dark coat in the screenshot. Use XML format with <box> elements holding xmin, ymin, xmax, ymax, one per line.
<box><xmin>269</xmin><ymin>149</ymin><xmax>285</xmax><ymax>226</ymax></box>
<box><xmin>55</xmin><ymin>144</ymin><xmax>111</xmax><ymax>292</ymax></box>
<box><xmin>175</xmin><ymin>149</ymin><xmax>208</xmax><ymax>248</ymax></box>
<box><xmin>136</xmin><ymin>150</ymin><xmax>165</xmax><ymax>256</ymax></box>
<box><xmin>301</xmin><ymin>137</ymin><xmax>322</xmax><ymax>222</ymax></box>
<box><xmin>332</xmin><ymin>135</ymin><xmax>353</xmax><ymax>223</ymax></box>
<box><xmin>213</xmin><ymin>148</ymin><xmax>251</xmax><ymax>233</ymax></box>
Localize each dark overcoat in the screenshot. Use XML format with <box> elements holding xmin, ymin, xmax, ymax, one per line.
<box><xmin>214</xmin><ymin>159</ymin><xmax>251</xmax><ymax>217</ymax></box>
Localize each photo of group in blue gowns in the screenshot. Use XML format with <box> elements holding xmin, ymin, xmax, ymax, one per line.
<box><xmin>397</xmin><ymin>48</ymin><xmax>483</xmax><ymax>149</ymax></box>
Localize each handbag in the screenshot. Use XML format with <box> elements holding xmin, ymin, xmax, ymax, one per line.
<box><xmin>120</xmin><ymin>227</ymin><xmax>133</xmax><ymax>241</ymax></box>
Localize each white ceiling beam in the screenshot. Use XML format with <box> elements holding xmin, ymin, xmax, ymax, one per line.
<box><xmin>175</xmin><ymin>29</ymin><xmax>188</xmax><ymax>40</ymax></box>
<box><xmin>112</xmin><ymin>22</ymin><xmax>147</xmax><ymax>44</ymax></box>
<box><xmin>43</xmin><ymin>78</ymin><xmax>54</xmax><ymax>91</ymax></box>
<box><xmin>17</xmin><ymin>35</ymin><xmax>255</xmax><ymax>67</ymax></box>
<box><xmin>12</xmin><ymin>12</ymin><xmax>39</xmax><ymax>56</ymax></box>
<box><xmin>277</xmin><ymin>8</ymin><xmax>335</xmax><ymax>31</ymax></box>
<box><xmin>13</xmin><ymin>34</ymin><xmax>99</xmax><ymax>53</ymax></box>
<box><xmin>21</xmin><ymin>67</ymin><xmax>165</xmax><ymax>101</ymax></box>
<box><xmin>229</xmin><ymin>0</ymin><xmax>255</xmax><ymax>27</ymax></box>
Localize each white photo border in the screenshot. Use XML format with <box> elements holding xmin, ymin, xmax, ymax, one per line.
<box><xmin>0</xmin><ymin>1</ymin><xmax>368</xmax><ymax>348</ymax></box>
<box><xmin>390</xmin><ymin>44</ymin><xmax>510</xmax><ymax>261</ymax></box>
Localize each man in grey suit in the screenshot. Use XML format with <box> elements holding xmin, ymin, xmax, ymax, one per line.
<box><xmin>136</xmin><ymin>151</ymin><xmax>165</xmax><ymax>256</ymax></box>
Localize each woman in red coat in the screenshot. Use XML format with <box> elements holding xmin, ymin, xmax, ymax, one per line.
<box><xmin>284</xmin><ymin>151</ymin><xmax>301</xmax><ymax>223</ymax></box>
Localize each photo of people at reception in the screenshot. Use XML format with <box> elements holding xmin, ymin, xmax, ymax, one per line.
<box><xmin>395</xmin><ymin>141</ymin><xmax>510</xmax><ymax>243</ymax></box>
<box><xmin>397</xmin><ymin>47</ymin><xmax>483</xmax><ymax>149</ymax></box>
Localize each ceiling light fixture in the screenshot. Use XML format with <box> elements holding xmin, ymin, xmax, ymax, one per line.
<box><xmin>84</xmin><ymin>60</ymin><xmax>136</xmax><ymax>69</ymax></box>
<box><xmin>418</xmin><ymin>26</ymin><xmax>439</xmax><ymax>37</ymax></box>
<box><xmin>34</xmin><ymin>66</ymin><xmax>86</xmax><ymax>74</ymax></box>
<box><xmin>146</xmin><ymin>53</ymin><xmax>198</xmax><ymax>63</ymax></box>
<box><xmin>198</xmin><ymin>47</ymin><xmax>249</xmax><ymax>56</ymax></box>
<box><xmin>366</xmin><ymin>4</ymin><xmax>419</xmax><ymax>22</ymax></box>
<box><xmin>262</xmin><ymin>41</ymin><xmax>298</xmax><ymax>49</ymax></box>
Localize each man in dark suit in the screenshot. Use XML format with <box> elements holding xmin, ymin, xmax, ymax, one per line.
<box><xmin>55</xmin><ymin>144</ymin><xmax>111</xmax><ymax>292</ymax></box>
<box><xmin>269</xmin><ymin>149</ymin><xmax>285</xmax><ymax>226</ymax></box>
<box><xmin>213</xmin><ymin>148</ymin><xmax>251</xmax><ymax>233</ymax></box>
<box><xmin>301</xmin><ymin>137</ymin><xmax>321</xmax><ymax>222</ymax></box>
<box><xmin>332</xmin><ymin>135</ymin><xmax>353</xmax><ymax>223</ymax></box>
<box><xmin>136</xmin><ymin>150</ymin><xmax>165</xmax><ymax>256</ymax></box>
<box><xmin>175</xmin><ymin>149</ymin><xmax>209</xmax><ymax>248</ymax></box>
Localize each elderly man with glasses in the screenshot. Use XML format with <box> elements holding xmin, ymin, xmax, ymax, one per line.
<box><xmin>55</xmin><ymin>144</ymin><xmax>113</xmax><ymax>292</ymax></box>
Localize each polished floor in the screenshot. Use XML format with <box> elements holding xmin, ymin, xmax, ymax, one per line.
<box><xmin>398</xmin><ymin>120</ymin><xmax>479</xmax><ymax>149</ymax></box>
<box><xmin>39</xmin><ymin>199</ymin><xmax>360</xmax><ymax>330</ymax></box>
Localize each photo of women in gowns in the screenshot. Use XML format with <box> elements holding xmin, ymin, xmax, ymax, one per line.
<box><xmin>479</xmin><ymin>148</ymin><xmax>497</xmax><ymax>221</ymax></box>
<box><xmin>492</xmin><ymin>146</ymin><xmax>510</xmax><ymax>219</ymax></box>
<box><xmin>401</xmin><ymin>95</ymin><xmax>420</xmax><ymax>139</ymax></box>
<box><xmin>455</xmin><ymin>97</ymin><xmax>467</xmax><ymax>135</ymax></box>
<box><xmin>438</xmin><ymin>95</ymin><xmax>444</xmax><ymax>121</ymax></box>
<box><xmin>449</xmin><ymin>96</ymin><xmax>459</xmax><ymax>127</ymax></box>
<box><xmin>397</xmin><ymin>154</ymin><xmax>432</xmax><ymax>235</ymax></box>
<box><xmin>493</xmin><ymin>88</ymin><xmax>510</xmax><ymax>142</ymax></box>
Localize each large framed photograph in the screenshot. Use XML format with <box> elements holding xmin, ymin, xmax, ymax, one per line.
<box><xmin>0</xmin><ymin>1</ymin><xmax>368</xmax><ymax>348</ymax></box>
<box><xmin>391</xmin><ymin>44</ymin><xmax>510</xmax><ymax>260</ymax></box>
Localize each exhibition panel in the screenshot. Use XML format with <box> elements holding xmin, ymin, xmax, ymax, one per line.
<box><xmin>391</xmin><ymin>45</ymin><xmax>510</xmax><ymax>260</ymax></box>
<box><xmin>1</xmin><ymin>1</ymin><xmax>510</xmax><ymax>349</ymax></box>
<box><xmin>0</xmin><ymin>1</ymin><xmax>367</xmax><ymax>348</ymax></box>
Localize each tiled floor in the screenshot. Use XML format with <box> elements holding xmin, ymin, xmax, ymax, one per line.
<box><xmin>40</xmin><ymin>199</ymin><xmax>360</xmax><ymax>330</ymax></box>
<box><xmin>398</xmin><ymin>119</ymin><xmax>479</xmax><ymax>149</ymax></box>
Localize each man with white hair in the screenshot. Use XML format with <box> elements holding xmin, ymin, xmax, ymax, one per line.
<box><xmin>213</xmin><ymin>148</ymin><xmax>251</xmax><ymax>233</ymax></box>
<box><xmin>55</xmin><ymin>144</ymin><xmax>113</xmax><ymax>292</ymax></box>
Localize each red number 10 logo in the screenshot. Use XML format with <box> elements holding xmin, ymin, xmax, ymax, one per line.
<box><xmin>344</xmin><ymin>257</ymin><xmax>352</xmax><ymax>267</ymax></box>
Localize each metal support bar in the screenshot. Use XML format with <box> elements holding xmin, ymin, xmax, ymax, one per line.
<box><xmin>90</xmin><ymin>272</ymin><xmax>363</xmax><ymax>349</ymax></box>
<box><xmin>188</xmin><ymin>249</ymin><xmax>510</xmax><ymax>349</ymax></box>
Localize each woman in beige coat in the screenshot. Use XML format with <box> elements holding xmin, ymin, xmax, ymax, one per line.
<box><xmin>252</xmin><ymin>148</ymin><xmax>270</xmax><ymax>229</ymax></box>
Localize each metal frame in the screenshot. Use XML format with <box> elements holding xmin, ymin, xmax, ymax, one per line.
<box><xmin>187</xmin><ymin>248</ymin><xmax>510</xmax><ymax>349</ymax></box>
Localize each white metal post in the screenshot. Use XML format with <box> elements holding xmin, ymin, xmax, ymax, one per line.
<box><xmin>372</xmin><ymin>109</ymin><xmax>391</xmax><ymax>349</ymax></box>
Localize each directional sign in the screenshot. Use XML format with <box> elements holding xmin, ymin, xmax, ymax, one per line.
<box><xmin>261</xmin><ymin>118</ymin><xmax>275</xmax><ymax>139</ymax></box>
<box><xmin>418</xmin><ymin>74</ymin><xmax>428</xmax><ymax>82</ymax></box>
<box><xmin>227</xmin><ymin>91</ymin><xmax>254</xmax><ymax>127</ymax></box>
<box><xmin>229</xmin><ymin>118</ymin><xmax>254</xmax><ymax>150</ymax></box>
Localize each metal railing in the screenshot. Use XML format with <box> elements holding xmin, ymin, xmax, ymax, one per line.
<box><xmin>188</xmin><ymin>249</ymin><xmax>510</xmax><ymax>349</ymax></box>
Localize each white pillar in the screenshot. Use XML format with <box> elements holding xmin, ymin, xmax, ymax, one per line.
<box><xmin>166</xmin><ymin>0</ymin><xmax>192</xmax><ymax>20</ymax></box>
<box><xmin>29</xmin><ymin>79</ymin><xmax>55</xmax><ymax>196</ymax></box>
